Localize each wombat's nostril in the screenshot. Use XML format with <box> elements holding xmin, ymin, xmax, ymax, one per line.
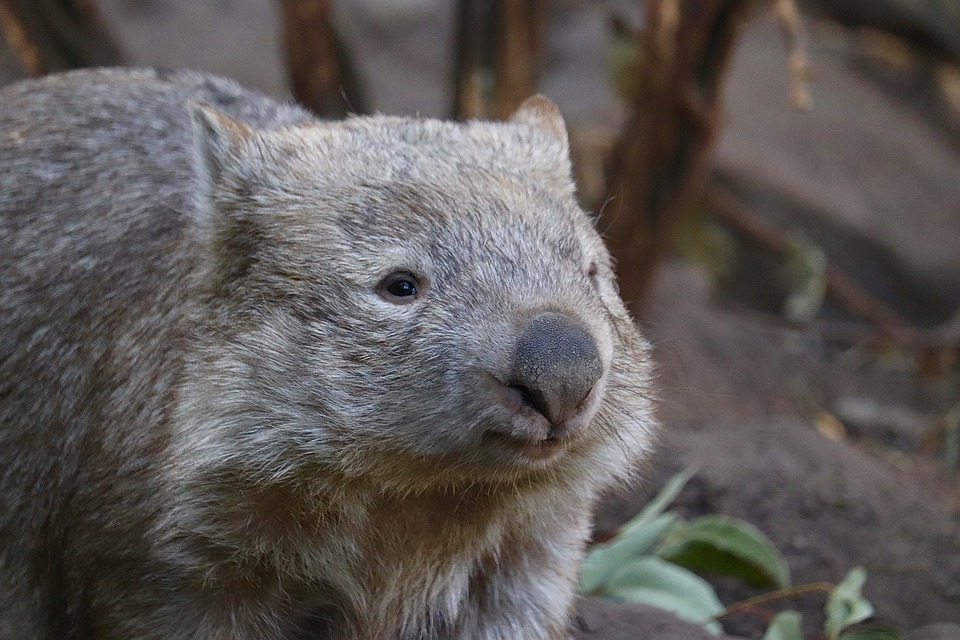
<box><xmin>509</xmin><ymin>312</ymin><xmax>603</xmax><ymax>426</ymax></box>
<box><xmin>506</xmin><ymin>383</ymin><xmax>549</xmax><ymax>418</ymax></box>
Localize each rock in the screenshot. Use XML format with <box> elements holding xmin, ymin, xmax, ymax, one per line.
<box><xmin>574</xmin><ymin>598</ymin><xmax>744</xmax><ymax>640</ymax></box>
<box><xmin>904</xmin><ymin>623</ymin><xmax>960</xmax><ymax>640</ymax></box>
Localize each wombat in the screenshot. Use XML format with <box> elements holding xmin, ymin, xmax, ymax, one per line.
<box><xmin>0</xmin><ymin>68</ymin><xmax>655</xmax><ymax>640</ymax></box>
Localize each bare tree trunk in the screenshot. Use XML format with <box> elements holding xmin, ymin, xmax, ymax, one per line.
<box><xmin>277</xmin><ymin>0</ymin><xmax>367</xmax><ymax>117</ymax></box>
<box><xmin>451</xmin><ymin>0</ymin><xmax>492</xmax><ymax>119</ymax></box>
<box><xmin>491</xmin><ymin>0</ymin><xmax>545</xmax><ymax>118</ymax></box>
<box><xmin>451</xmin><ymin>0</ymin><xmax>545</xmax><ymax>120</ymax></box>
<box><xmin>0</xmin><ymin>0</ymin><xmax>122</xmax><ymax>75</ymax></box>
<box><xmin>600</xmin><ymin>0</ymin><xmax>760</xmax><ymax>311</ymax></box>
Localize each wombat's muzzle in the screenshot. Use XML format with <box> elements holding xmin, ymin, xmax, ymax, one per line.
<box><xmin>507</xmin><ymin>311</ymin><xmax>604</xmax><ymax>430</ymax></box>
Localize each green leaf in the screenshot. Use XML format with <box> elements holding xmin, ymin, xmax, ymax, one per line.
<box><xmin>621</xmin><ymin>468</ymin><xmax>696</xmax><ymax>534</ymax></box>
<box><xmin>603</xmin><ymin>556</ymin><xmax>725</xmax><ymax>634</ymax></box>
<box><xmin>783</xmin><ymin>231</ymin><xmax>828</xmax><ymax>322</ymax></box>
<box><xmin>657</xmin><ymin>515</ymin><xmax>791</xmax><ymax>588</ymax></box>
<box><xmin>579</xmin><ymin>470</ymin><xmax>699</xmax><ymax>596</ymax></box>
<box><xmin>763</xmin><ymin>611</ymin><xmax>804</xmax><ymax>640</ymax></box>
<box><xmin>579</xmin><ymin>513</ymin><xmax>677</xmax><ymax>595</ymax></box>
<box><xmin>826</xmin><ymin>568</ymin><xmax>875</xmax><ymax>639</ymax></box>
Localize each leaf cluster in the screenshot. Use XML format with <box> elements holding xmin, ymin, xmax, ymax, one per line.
<box><xmin>579</xmin><ymin>471</ymin><xmax>895</xmax><ymax>640</ymax></box>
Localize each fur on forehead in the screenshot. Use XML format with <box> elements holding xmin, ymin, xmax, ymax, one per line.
<box><xmin>285</xmin><ymin>116</ymin><xmax>573</xmax><ymax>197</ymax></box>
<box><xmin>192</xmin><ymin>103</ymin><xmax>576</xmax><ymax>201</ymax></box>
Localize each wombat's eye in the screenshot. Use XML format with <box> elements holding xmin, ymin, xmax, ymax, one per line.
<box><xmin>377</xmin><ymin>271</ymin><xmax>423</xmax><ymax>305</ymax></box>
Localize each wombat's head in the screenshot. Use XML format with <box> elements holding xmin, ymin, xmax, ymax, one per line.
<box><xmin>181</xmin><ymin>97</ymin><xmax>655</xmax><ymax>492</ymax></box>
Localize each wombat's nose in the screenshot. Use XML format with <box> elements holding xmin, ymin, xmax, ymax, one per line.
<box><xmin>508</xmin><ymin>312</ymin><xmax>603</xmax><ymax>427</ymax></box>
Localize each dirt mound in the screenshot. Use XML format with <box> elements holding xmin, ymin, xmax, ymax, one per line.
<box><xmin>596</xmin><ymin>262</ymin><xmax>960</xmax><ymax>637</ymax></box>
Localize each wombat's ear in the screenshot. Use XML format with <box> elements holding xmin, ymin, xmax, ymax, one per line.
<box><xmin>509</xmin><ymin>95</ymin><xmax>575</xmax><ymax>197</ymax></box>
<box><xmin>189</xmin><ymin>102</ymin><xmax>254</xmax><ymax>187</ymax></box>
<box><xmin>509</xmin><ymin>95</ymin><xmax>569</xmax><ymax>149</ymax></box>
<box><xmin>189</xmin><ymin>103</ymin><xmax>260</xmax><ymax>289</ymax></box>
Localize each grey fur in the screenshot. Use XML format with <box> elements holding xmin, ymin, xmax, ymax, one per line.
<box><xmin>0</xmin><ymin>68</ymin><xmax>656</xmax><ymax>640</ymax></box>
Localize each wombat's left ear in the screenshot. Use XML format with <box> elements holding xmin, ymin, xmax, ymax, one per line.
<box><xmin>509</xmin><ymin>95</ymin><xmax>569</xmax><ymax>149</ymax></box>
<box><xmin>189</xmin><ymin>102</ymin><xmax>254</xmax><ymax>187</ymax></box>
<box><xmin>189</xmin><ymin>103</ymin><xmax>262</xmax><ymax>290</ymax></box>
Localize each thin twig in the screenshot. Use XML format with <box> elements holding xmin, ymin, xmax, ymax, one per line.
<box><xmin>710</xmin><ymin>581</ymin><xmax>835</xmax><ymax>622</ymax></box>
<box><xmin>706</xmin><ymin>187</ymin><xmax>916</xmax><ymax>339</ymax></box>
<box><xmin>773</xmin><ymin>0</ymin><xmax>813</xmax><ymax>109</ymax></box>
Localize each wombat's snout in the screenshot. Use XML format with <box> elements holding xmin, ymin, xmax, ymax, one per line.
<box><xmin>507</xmin><ymin>312</ymin><xmax>604</xmax><ymax>429</ymax></box>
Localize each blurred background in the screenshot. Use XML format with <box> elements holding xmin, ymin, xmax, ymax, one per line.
<box><xmin>1</xmin><ymin>1</ymin><xmax>958</xmax><ymax>638</ymax></box>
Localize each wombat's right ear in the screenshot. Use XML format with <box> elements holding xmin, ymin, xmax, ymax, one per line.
<box><xmin>189</xmin><ymin>102</ymin><xmax>253</xmax><ymax>187</ymax></box>
<box><xmin>509</xmin><ymin>95</ymin><xmax>569</xmax><ymax>149</ymax></box>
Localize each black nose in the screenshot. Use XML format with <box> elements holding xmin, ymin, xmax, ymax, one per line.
<box><xmin>508</xmin><ymin>312</ymin><xmax>603</xmax><ymax>426</ymax></box>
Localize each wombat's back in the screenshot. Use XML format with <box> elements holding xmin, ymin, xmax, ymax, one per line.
<box><xmin>0</xmin><ymin>69</ymin><xmax>309</xmax><ymax>424</ymax></box>
<box><xmin>0</xmin><ymin>68</ymin><xmax>309</xmax><ymax>446</ymax></box>
<box><xmin>0</xmin><ymin>69</ymin><xmax>311</xmax><ymax>638</ymax></box>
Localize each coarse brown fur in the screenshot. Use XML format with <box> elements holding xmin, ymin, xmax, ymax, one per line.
<box><xmin>0</xmin><ymin>68</ymin><xmax>656</xmax><ymax>640</ymax></box>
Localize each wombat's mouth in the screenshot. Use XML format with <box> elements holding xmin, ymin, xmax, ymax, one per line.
<box><xmin>481</xmin><ymin>430</ymin><xmax>566</xmax><ymax>461</ymax></box>
<box><xmin>476</xmin><ymin>371</ymin><xmax>599</xmax><ymax>465</ymax></box>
